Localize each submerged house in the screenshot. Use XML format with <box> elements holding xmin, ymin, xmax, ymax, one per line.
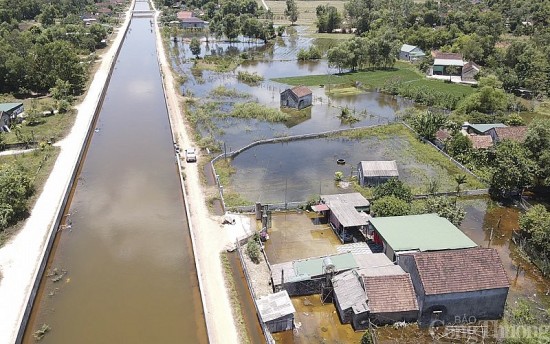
<box><xmin>317</xmin><ymin>193</ymin><xmax>371</xmax><ymax>243</ymax></box>
<box><xmin>487</xmin><ymin>126</ymin><xmax>528</xmax><ymax>144</ymax></box>
<box><xmin>357</xmin><ymin>160</ymin><xmax>399</xmax><ymax>187</ymax></box>
<box><xmin>257</xmin><ymin>291</ymin><xmax>295</xmax><ymax>333</ymax></box>
<box><xmin>399</xmin><ymin>44</ymin><xmax>426</xmax><ymax>61</ymax></box>
<box><xmin>369</xmin><ymin>214</ymin><xmax>477</xmax><ymax>261</ymax></box>
<box><xmin>177</xmin><ymin>11</ymin><xmax>207</xmax><ymax>29</ymax></box>
<box><xmin>280</xmin><ymin>86</ymin><xmax>312</xmax><ymax>110</ymax></box>
<box><xmin>332</xmin><ymin>253</ymin><xmax>418</xmax><ymax>329</ymax></box>
<box><xmin>398</xmin><ymin>248</ymin><xmax>510</xmax><ymax>327</ymax></box>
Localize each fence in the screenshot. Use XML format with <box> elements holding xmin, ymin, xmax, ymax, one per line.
<box><xmin>512</xmin><ymin>230</ymin><xmax>550</xmax><ymax>277</ymax></box>
<box><xmin>236</xmin><ymin>238</ymin><xmax>276</xmax><ymax>344</ymax></box>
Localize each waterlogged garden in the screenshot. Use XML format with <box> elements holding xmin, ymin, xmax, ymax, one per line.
<box><xmin>163</xmin><ymin>21</ymin><xmax>550</xmax><ymax>344</ymax></box>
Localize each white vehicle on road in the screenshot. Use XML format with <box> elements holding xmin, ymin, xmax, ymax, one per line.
<box><xmin>185</xmin><ymin>147</ymin><xmax>197</xmax><ymax>162</ymax></box>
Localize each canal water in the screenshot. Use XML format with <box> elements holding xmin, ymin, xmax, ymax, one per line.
<box><xmin>22</xmin><ymin>3</ymin><xmax>207</xmax><ymax>343</ymax></box>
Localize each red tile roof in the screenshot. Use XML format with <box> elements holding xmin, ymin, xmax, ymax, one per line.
<box><xmin>433</xmin><ymin>51</ymin><xmax>463</xmax><ymax>61</ymax></box>
<box><xmin>435</xmin><ymin>129</ymin><xmax>451</xmax><ymax>141</ymax></box>
<box><xmin>404</xmin><ymin>248</ymin><xmax>509</xmax><ymax>295</ymax></box>
<box><xmin>495</xmin><ymin>126</ymin><xmax>528</xmax><ymax>142</ymax></box>
<box><xmin>177</xmin><ymin>11</ymin><xmax>193</xmax><ymax>20</ymax></box>
<box><xmin>290</xmin><ymin>86</ymin><xmax>312</xmax><ymax>98</ymax></box>
<box><xmin>468</xmin><ymin>135</ymin><xmax>493</xmax><ymax>149</ymax></box>
<box><xmin>363</xmin><ymin>274</ymin><xmax>419</xmax><ymax>313</ymax></box>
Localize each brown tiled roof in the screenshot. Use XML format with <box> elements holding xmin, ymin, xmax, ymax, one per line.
<box><xmin>290</xmin><ymin>86</ymin><xmax>312</xmax><ymax>98</ymax></box>
<box><xmin>462</xmin><ymin>61</ymin><xmax>480</xmax><ymax>73</ymax></box>
<box><xmin>495</xmin><ymin>126</ymin><xmax>528</xmax><ymax>142</ymax></box>
<box><xmin>468</xmin><ymin>135</ymin><xmax>493</xmax><ymax>149</ymax></box>
<box><xmin>406</xmin><ymin>248</ymin><xmax>509</xmax><ymax>295</ymax></box>
<box><xmin>433</xmin><ymin>51</ymin><xmax>463</xmax><ymax>61</ymax></box>
<box><xmin>177</xmin><ymin>11</ymin><xmax>193</xmax><ymax>20</ymax></box>
<box><xmin>435</xmin><ymin>129</ymin><xmax>451</xmax><ymax>141</ymax></box>
<box><xmin>363</xmin><ymin>274</ymin><xmax>418</xmax><ymax>313</ymax></box>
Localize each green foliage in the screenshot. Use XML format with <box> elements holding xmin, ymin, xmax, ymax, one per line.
<box><xmin>189</xmin><ymin>37</ymin><xmax>201</xmax><ymax>58</ymax></box>
<box><xmin>284</xmin><ymin>0</ymin><xmax>299</xmax><ymax>24</ymax></box>
<box><xmin>505</xmin><ymin>113</ymin><xmax>525</xmax><ymax>126</ymax></box>
<box><xmin>519</xmin><ymin>204</ymin><xmax>550</xmax><ymax>262</ymax></box>
<box><xmin>246</xmin><ymin>238</ymin><xmax>261</xmax><ymax>263</ymax></box>
<box><xmin>457</xmin><ymin>86</ymin><xmax>510</xmax><ymax>115</ymax></box>
<box><xmin>297</xmin><ymin>46</ymin><xmax>322</xmax><ymax>61</ymax></box>
<box><xmin>236</xmin><ymin>71</ymin><xmax>263</xmax><ymax>85</ymax></box>
<box><xmin>424</xmin><ymin>196</ymin><xmax>465</xmax><ymax>226</ymax></box>
<box><xmin>338</xmin><ymin>107</ymin><xmax>359</xmax><ymax>124</ymax></box>
<box><xmin>315</xmin><ymin>5</ymin><xmax>342</xmax><ymax>33</ymax></box>
<box><xmin>373</xmin><ymin>178</ymin><xmax>412</xmax><ymax>202</ymax></box>
<box><xmin>228</xmin><ymin>103</ymin><xmax>290</xmax><ymax>122</ymax></box>
<box><xmin>489</xmin><ymin>140</ymin><xmax>535</xmax><ymax>198</ymax></box>
<box><xmin>445</xmin><ymin>133</ymin><xmax>472</xmax><ymax>158</ymax></box>
<box><xmin>372</xmin><ymin>195</ymin><xmax>411</xmax><ymax>217</ymax></box>
<box><xmin>524</xmin><ymin>119</ymin><xmax>550</xmax><ymax>187</ymax></box>
<box><xmin>408</xmin><ymin>111</ymin><xmax>447</xmax><ymax>141</ymax></box>
<box><xmin>360</xmin><ymin>331</ymin><xmax>373</xmax><ymax>344</ymax></box>
<box><xmin>327</xmin><ymin>34</ymin><xmax>400</xmax><ymax>72</ymax></box>
<box><xmin>0</xmin><ymin>163</ymin><xmax>34</xmax><ymax>230</ymax></box>
<box><xmin>334</xmin><ymin>171</ymin><xmax>344</xmax><ymax>181</ymax></box>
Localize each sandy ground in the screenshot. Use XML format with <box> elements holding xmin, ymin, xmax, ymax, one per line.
<box><xmin>0</xmin><ymin>4</ymin><xmax>134</xmax><ymax>343</ymax></box>
<box><xmin>151</xmin><ymin>5</ymin><xmax>242</xmax><ymax>344</ymax></box>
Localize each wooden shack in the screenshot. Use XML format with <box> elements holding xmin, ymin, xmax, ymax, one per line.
<box><xmin>280</xmin><ymin>86</ymin><xmax>312</xmax><ymax>110</ymax></box>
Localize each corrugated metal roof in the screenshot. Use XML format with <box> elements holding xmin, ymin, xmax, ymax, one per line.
<box><xmin>321</xmin><ymin>193</ymin><xmax>370</xmax><ymax>228</ymax></box>
<box><xmin>337</xmin><ymin>242</ymin><xmax>372</xmax><ymax>255</ymax></box>
<box><xmin>0</xmin><ymin>103</ymin><xmax>23</xmax><ymax>112</ymax></box>
<box><xmin>403</xmin><ymin>248</ymin><xmax>510</xmax><ymax>295</ymax></box>
<box><xmin>401</xmin><ymin>44</ymin><xmax>418</xmax><ymax>53</ymax></box>
<box><xmin>294</xmin><ymin>252</ymin><xmax>357</xmax><ymax>276</ymax></box>
<box><xmin>370</xmin><ymin>214</ymin><xmax>477</xmax><ymax>252</ymax></box>
<box><xmin>433</xmin><ymin>58</ymin><xmax>465</xmax><ymax>66</ymax></box>
<box><xmin>290</xmin><ymin>86</ymin><xmax>312</xmax><ymax>98</ymax></box>
<box><xmin>354</xmin><ymin>253</ymin><xmax>406</xmax><ymax>276</ymax></box>
<box><xmin>358</xmin><ymin>161</ymin><xmax>399</xmax><ymax>178</ymax></box>
<box><xmin>468</xmin><ymin>123</ymin><xmax>506</xmax><ymax>133</ymax></box>
<box><xmin>332</xmin><ymin>270</ymin><xmax>368</xmax><ymax>312</ymax></box>
<box><xmin>257</xmin><ymin>291</ymin><xmax>295</xmax><ymax>322</ymax></box>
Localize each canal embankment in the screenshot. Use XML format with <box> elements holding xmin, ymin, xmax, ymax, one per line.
<box><xmin>151</xmin><ymin>3</ymin><xmax>241</xmax><ymax>344</ymax></box>
<box><xmin>0</xmin><ymin>2</ymin><xmax>135</xmax><ymax>343</ymax></box>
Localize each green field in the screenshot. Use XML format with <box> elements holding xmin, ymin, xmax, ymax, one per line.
<box><xmin>273</xmin><ymin>65</ymin><xmax>476</xmax><ymax>99</ymax></box>
<box><xmin>265</xmin><ymin>0</ymin><xmax>347</xmax><ymax>27</ymax></box>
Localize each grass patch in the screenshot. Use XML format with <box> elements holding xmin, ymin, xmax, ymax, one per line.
<box><xmin>326</xmin><ymin>85</ymin><xmax>364</xmax><ymax>96</ymax></box>
<box><xmin>2</xmin><ymin>110</ymin><xmax>76</xmax><ymax>145</ymax></box>
<box><xmin>214</xmin><ymin>158</ymin><xmax>236</xmax><ymax>186</ymax></box>
<box><xmin>338</xmin><ymin>123</ymin><xmax>485</xmax><ymax>192</ymax></box>
<box><xmin>210</xmin><ymin>86</ymin><xmax>250</xmax><ymax>99</ymax></box>
<box><xmin>237</xmin><ymin>71</ymin><xmax>264</xmax><ymax>85</ymax></box>
<box><xmin>220</xmin><ymin>252</ymin><xmax>251</xmax><ymax>344</ymax></box>
<box><xmin>224</xmin><ymin>192</ymin><xmax>253</xmax><ymax>208</ymax></box>
<box><xmin>0</xmin><ymin>147</ymin><xmax>60</xmax><ymax>247</ymax></box>
<box><xmin>265</xmin><ymin>0</ymin><xmax>346</xmax><ymax>28</ymax></box>
<box><xmin>193</xmin><ymin>55</ymin><xmax>242</xmax><ymax>72</ymax></box>
<box><xmin>226</xmin><ymin>102</ymin><xmax>290</xmax><ymax>122</ymax></box>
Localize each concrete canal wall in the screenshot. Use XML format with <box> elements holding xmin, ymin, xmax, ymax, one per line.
<box><xmin>13</xmin><ymin>3</ymin><xmax>135</xmax><ymax>342</ymax></box>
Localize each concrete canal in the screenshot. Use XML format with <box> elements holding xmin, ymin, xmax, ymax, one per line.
<box><xmin>22</xmin><ymin>2</ymin><xmax>207</xmax><ymax>343</ymax></box>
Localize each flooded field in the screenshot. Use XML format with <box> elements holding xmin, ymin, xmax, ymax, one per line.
<box><xmin>22</xmin><ymin>5</ymin><xmax>207</xmax><ymax>343</ymax></box>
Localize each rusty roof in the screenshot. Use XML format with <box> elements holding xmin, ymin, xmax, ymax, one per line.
<box><xmin>177</xmin><ymin>11</ymin><xmax>193</xmax><ymax>19</ymax></box>
<box><xmin>495</xmin><ymin>126</ymin><xmax>528</xmax><ymax>142</ymax></box>
<box><xmin>404</xmin><ymin>248</ymin><xmax>510</xmax><ymax>295</ymax></box>
<box><xmin>433</xmin><ymin>51</ymin><xmax>463</xmax><ymax>60</ymax></box>
<box><xmin>435</xmin><ymin>129</ymin><xmax>451</xmax><ymax>141</ymax></box>
<box><xmin>290</xmin><ymin>86</ymin><xmax>312</xmax><ymax>98</ymax></box>
<box><xmin>363</xmin><ymin>274</ymin><xmax>418</xmax><ymax>313</ymax></box>
<box><xmin>468</xmin><ymin>135</ymin><xmax>493</xmax><ymax>149</ymax></box>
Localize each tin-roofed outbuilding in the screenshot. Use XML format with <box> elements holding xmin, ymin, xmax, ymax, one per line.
<box><xmin>357</xmin><ymin>161</ymin><xmax>399</xmax><ymax>187</ymax></box>
<box><xmin>319</xmin><ymin>193</ymin><xmax>371</xmax><ymax>243</ymax></box>
<box><xmin>257</xmin><ymin>291</ymin><xmax>295</xmax><ymax>333</ymax></box>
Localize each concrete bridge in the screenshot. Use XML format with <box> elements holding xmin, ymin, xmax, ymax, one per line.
<box><xmin>132</xmin><ymin>9</ymin><xmax>155</xmax><ymax>17</ymax></box>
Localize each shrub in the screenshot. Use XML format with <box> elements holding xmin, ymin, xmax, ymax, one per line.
<box><xmin>246</xmin><ymin>238</ymin><xmax>260</xmax><ymax>264</ymax></box>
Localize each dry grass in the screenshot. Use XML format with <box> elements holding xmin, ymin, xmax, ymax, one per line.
<box><xmin>265</xmin><ymin>0</ymin><xmax>347</xmax><ymax>27</ymax></box>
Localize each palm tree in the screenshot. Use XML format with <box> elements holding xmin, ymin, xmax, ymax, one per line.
<box><xmin>454</xmin><ymin>174</ymin><xmax>467</xmax><ymax>204</ymax></box>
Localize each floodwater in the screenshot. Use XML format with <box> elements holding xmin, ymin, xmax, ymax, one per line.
<box><xmin>22</xmin><ymin>4</ymin><xmax>207</xmax><ymax>343</ymax></box>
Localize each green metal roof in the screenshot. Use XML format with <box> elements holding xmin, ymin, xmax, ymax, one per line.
<box><xmin>294</xmin><ymin>252</ymin><xmax>358</xmax><ymax>276</ymax></box>
<box><xmin>370</xmin><ymin>214</ymin><xmax>477</xmax><ymax>252</ymax></box>
<box><xmin>0</xmin><ymin>103</ymin><xmax>23</xmax><ymax>112</ymax></box>
<box><xmin>468</xmin><ymin>123</ymin><xmax>506</xmax><ymax>133</ymax></box>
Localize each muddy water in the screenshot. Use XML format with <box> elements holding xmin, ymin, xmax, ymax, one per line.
<box><xmin>22</xmin><ymin>6</ymin><xmax>207</xmax><ymax>344</ymax></box>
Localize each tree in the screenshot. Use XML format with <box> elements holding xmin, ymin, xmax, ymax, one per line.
<box><xmin>372</xmin><ymin>196</ymin><xmax>411</xmax><ymax>217</ymax></box>
<box><xmin>489</xmin><ymin>140</ymin><xmax>535</xmax><ymax>198</ymax></box>
<box><xmin>222</xmin><ymin>14</ymin><xmax>240</xmax><ymax>41</ymax></box>
<box><xmin>408</xmin><ymin>110</ymin><xmax>446</xmax><ymax>141</ymax></box>
<box><xmin>519</xmin><ymin>204</ymin><xmax>550</xmax><ymax>260</ymax></box>
<box><xmin>246</xmin><ymin>237</ymin><xmax>260</xmax><ymax>263</ymax></box>
<box><xmin>373</xmin><ymin>178</ymin><xmax>412</xmax><ymax>202</ymax></box>
<box><xmin>424</xmin><ymin>197</ymin><xmax>465</xmax><ymax>226</ymax></box>
<box><xmin>524</xmin><ymin>119</ymin><xmax>550</xmax><ymax>187</ymax></box>
<box><xmin>284</xmin><ymin>0</ymin><xmax>299</xmax><ymax>25</ymax></box>
<box><xmin>316</xmin><ymin>5</ymin><xmax>342</xmax><ymax>33</ymax></box>
<box><xmin>0</xmin><ymin>163</ymin><xmax>34</xmax><ymax>230</ymax></box>
<box><xmin>445</xmin><ymin>133</ymin><xmax>472</xmax><ymax>158</ymax></box>
<box><xmin>189</xmin><ymin>37</ymin><xmax>201</xmax><ymax>58</ymax></box>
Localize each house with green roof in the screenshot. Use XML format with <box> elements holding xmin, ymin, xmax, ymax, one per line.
<box><xmin>369</xmin><ymin>214</ymin><xmax>477</xmax><ymax>261</ymax></box>
<box><xmin>0</xmin><ymin>102</ymin><xmax>24</xmax><ymax>132</ymax></box>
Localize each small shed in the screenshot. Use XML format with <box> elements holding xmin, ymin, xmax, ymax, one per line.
<box><xmin>257</xmin><ymin>290</ymin><xmax>295</xmax><ymax>333</ymax></box>
<box><xmin>398</xmin><ymin>248</ymin><xmax>510</xmax><ymax>327</ymax></box>
<box><xmin>399</xmin><ymin>44</ymin><xmax>425</xmax><ymax>61</ymax></box>
<box><xmin>319</xmin><ymin>193</ymin><xmax>371</xmax><ymax>243</ymax></box>
<box><xmin>0</xmin><ymin>103</ymin><xmax>24</xmax><ymax>132</ymax></box>
<box><xmin>357</xmin><ymin>161</ymin><xmax>399</xmax><ymax>187</ymax></box>
<box><xmin>280</xmin><ymin>86</ymin><xmax>312</xmax><ymax>110</ymax></box>
<box><xmin>369</xmin><ymin>213</ymin><xmax>477</xmax><ymax>261</ymax></box>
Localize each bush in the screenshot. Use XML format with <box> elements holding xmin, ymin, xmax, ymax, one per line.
<box><xmin>360</xmin><ymin>331</ymin><xmax>373</xmax><ymax>344</ymax></box>
<box><xmin>237</xmin><ymin>71</ymin><xmax>263</xmax><ymax>85</ymax></box>
<box><xmin>246</xmin><ymin>238</ymin><xmax>261</xmax><ymax>264</ymax></box>
<box><xmin>297</xmin><ymin>46</ymin><xmax>322</xmax><ymax>61</ymax></box>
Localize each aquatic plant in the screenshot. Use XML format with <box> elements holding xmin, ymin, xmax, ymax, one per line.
<box><xmin>226</xmin><ymin>102</ymin><xmax>290</xmax><ymax>122</ymax></box>
<box><xmin>236</xmin><ymin>71</ymin><xmax>264</xmax><ymax>85</ymax></box>
<box><xmin>33</xmin><ymin>324</ymin><xmax>51</xmax><ymax>341</ymax></box>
